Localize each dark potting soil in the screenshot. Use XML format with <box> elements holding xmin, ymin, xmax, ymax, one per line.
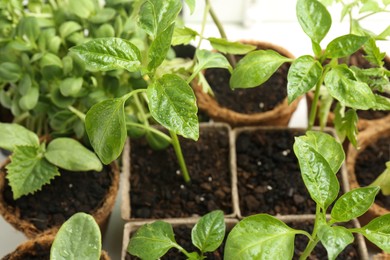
<box><xmin>126</xmin><ymin>223</ymin><xmax>228</xmax><ymax>260</ymax></box>
<box><xmin>2</xmin><ymin>241</ymin><xmax>51</xmax><ymax>260</ymax></box>
<box><xmin>236</xmin><ymin>129</ymin><xmax>344</xmax><ymax>216</ymax></box>
<box><xmin>204</xmin><ymin>62</ymin><xmax>289</xmax><ymax>114</ymax></box>
<box><xmin>129</xmin><ymin>126</ymin><xmax>232</xmax><ymax>219</ymax></box>
<box><xmin>354</xmin><ymin>135</ymin><xmax>390</xmax><ymax>210</ymax></box>
<box><xmin>292</xmin><ymin>221</ymin><xmax>361</xmax><ymax>259</ymax></box>
<box><xmin>3</xmin><ymin>165</ymin><xmax>113</xmax><ymax>231</ymax></box>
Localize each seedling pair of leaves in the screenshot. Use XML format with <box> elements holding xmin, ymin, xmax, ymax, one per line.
<box><xmin>127</xmin><ymin>131</ymin><xmax>390</xmax><ymax>259</ymax></box>
<box><xmin>70</xmin><ymin>0</ymin><xmax>254</xmax><ymax>182</ymax></box>
<box><xmin>0</xmin><ymin>123</ymin><xmax>102</xmax><ymax>199</ymax></box>
<box><xmin>229</xmin><ymin>0</ymin><xmax>390</xmax><ymax>147</ymax></box>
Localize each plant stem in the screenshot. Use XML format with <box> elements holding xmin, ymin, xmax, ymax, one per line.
<box><xmin>125</xmin><ymin>122</ymin><xmax>172</xmax><ymax>143</ymax></box>
<box><xmin>169</xmin><ymin>130</ymin><xmax>191</xmax><ymax>183</ymax></box>
<box><xmin>68</xmin><ymin>106</ymin><xmax>86</xmax><ymax>122</ymax></box>
<box><xmin>205</xmin><ymin>0</ymin><xmax>236</xmax><ymax>67</ymax></box>
<box><xmin>308</xmin><ymin>82</ymin><xmax>321</xmax><ymax>130</ymax></box>
<box><xmin>299</xmin><ymin>205</ymin><xmax>323</xmax><ymax>259</ymax></box>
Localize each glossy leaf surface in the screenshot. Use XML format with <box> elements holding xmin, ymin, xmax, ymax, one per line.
<box><xmin>318</xmin><ymin>225</ymin><xmax>354</xmax><ymax>260</ymax></box>
<box><xmin>325</xmin><ymin>34</ymin><xmax>369</xmax><ymax>58</ymax></box>
<box><xmin>358</xmin><ymin>214</ymin><xmax>390</xmax><ymax>252</ymax></box>
<box><xmin>192</xmin><ymin>210</ymin><xmax>225</xmax><ymax>252</ymax></box>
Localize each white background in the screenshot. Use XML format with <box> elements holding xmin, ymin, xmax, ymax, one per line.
<box><xmin>1</xmin><ymin>0</ymin><xmax>389</xmax><ymax>259</ymax></box>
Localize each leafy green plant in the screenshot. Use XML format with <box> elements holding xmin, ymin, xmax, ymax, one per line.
<box><xmin>70</xmin><ymin>0</ymin><xmax>254</xmax><ymax>182</ymax></box>
<box><xmin>126</xmin><ymin>131</ymin><xmax>390</xmax><ymax>259</ymax></box>
<box><xmin>51</xmin><ymin>212</ymin><xmax>102</xmax><ymax>260</ymax></box>
<box><xmin>229</xmin><ymin>0</ymin><xmax>390</xmax><ymax>147</ymax></box>
<box><xmin>0</xmin><ymin>123</ymin><xmax>102</xmax><ymax>199</ymax></box>
<box><xmin>370</xmin><ymin>161</ymin><xmax>390</xmax><ymax>195</ymax></box>
<box><xmin>127</xmin><ymin>210</ymin><xmax>226</xmax><ymax>259</ymax></box>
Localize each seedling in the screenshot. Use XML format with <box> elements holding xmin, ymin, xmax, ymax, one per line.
<box><xmin>127</xmin><ymin>131</ymin><xmax>390</xmax><ymax>259</ymax></box>
<box><xmin>0</xmin><ymin>123</ymin><xmax>102</xmax><ymax>199</ymax></box>
<box><xmin>128</xmin><ymin>210</ymin><xmax>226</xmax><ymax>259</ymax></box>
<box><xmin>370</xmin><ymin>161</ymin><xmax>390</xmax><ymax>195</ymax></box>
<box><xmin>229</xmin><ymin>0</ymin><xmax>390</xmax><ymax>146</ymax></box>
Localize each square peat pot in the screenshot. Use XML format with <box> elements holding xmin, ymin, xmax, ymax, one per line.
<box><xmin>121</xmin><ymin>122</ymin><xmax>239</xmax><ymax>222</ymax></box>
<box><xmin>231</xmin><ymin>126</ymin><xmax>350</xmax><ymax>219</ymax></box>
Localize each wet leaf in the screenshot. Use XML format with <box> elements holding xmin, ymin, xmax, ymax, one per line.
<box><xmin>318</xmin><ymin>225</ymin><xmax>354</xmax><ymax>260</ymax></box>
<box><xmin>325</xmin><ymin>34</ymin><xmax>369</xmax><ymax>58</ymax></box>
<box><xmin>358</xmin><ymin>214</ymin><xmax>390</xmax><ymax>252</ymax></box>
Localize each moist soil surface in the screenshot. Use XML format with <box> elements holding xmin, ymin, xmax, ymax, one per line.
<box><xmin>3</xmin><ymin>165</ymin><xmax>113</xmax><ymax>231</ymax></box>
<box><xmin>292</xmin><ymin>221</ymin><xmax>361</xmax><ymax>259</ymax></box>
<box><xmin>204</xmin><ymin>59</ymin><xmax>289</xmax><ymax>114</ymax></box>
<box><xmin>129</xmin><ymin>126</ymin><xmax>232</xmax><ymax>219</ymax></box>
<box><xmin>236</xmin><ymin>128</ymin><xmax>344</xmax><ymax>216</ymax></box>
<box><xmin>354</xmin><ymin>135</ymin><xmax>390</xmax><ymax>210</ymax></box>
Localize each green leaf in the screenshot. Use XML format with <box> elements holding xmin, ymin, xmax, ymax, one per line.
<box><xmin>172</xmin><ymin>27</ymin><xmax>198</xmax><ymax>46</ymax></box>
<box><xmin>88</xmin><ymin>8</ymin><xmax>116</xmax><ymax>24</ymax></box>
<box><xmin>139</xmin><ymin>0</ymin><xmax>182</xmax><ymax>38</ymax></box>
<box><xmin>194</xmin><ymin>50</ymin><xmax>232</xmax><ymax>75</ymax></box>
<box><xmin>224</xmin><ymin>214</ymin><xmax>297</xmax><ymax>259</ymax></box>
<box><xmin>59</xmin><ymin>21</ymin><xmax>82</xmax><ymax>39</ymax></box>
<box><xmin>95</xmin><ymin>24</ymin><xmax>115</xmax><ymax>38</ymax></box>
<box><xmin>148</xmin><ymin>23</ymin><xmax>175</xmax><ymax>71</ymax></box>
<box><xmin>184</xmin><ymin>0</ymin><xmax>195</xmax><ymax>14</ymax></box>
<box><xmin>51</xmin><ymin>213</ymin><xmax>101</xmax><ymax>260</ymax></box>
<box><xmin>0</xmin><ymin>62</ymin><xmax>22</xmax><ymax>82</ymax></box>
<box><xmin>40</xmin><ymin>53</ymin><xmax>63</xmax><ymax>69</ymax></box>
<box><xmin>147</xmin><ymin>74</ymin><xmax>199</xmax><ymax>140</ymax></box>
<box><xmin>293</xmin><ymin>132</ymin><xmax>340</xmax><ymax>209</ymax></box>
<box><xmin>363</xmin><ymin>38</ymin><xmax>386</xmax><ymax>67</ymax></box>
<box><xmin>331</xmin><ymin>186</ymin><xmax>380</xmax><ymax>222</ymax></box>
<box><xmin>70</xmin><ymin>38</ymin><xmax>141</xmax><ymax>72</ymax></box>
<box><xmin>45</xmin><ymin>138</ymin><xmax>102</xmax><ymax>172</ymax></box>
<box><xmin>6</xmin><ymin>145</ymin><xmax>60</xmax><ymax>199</ymax></box>
<box><xmin>192</xmin><ymin>210</ymin><xmax>225</xmax><ymax>253</ymax></box>
<box><xmin>287</xmin><ymin>55</ymin><xmax>322</xmax><ymax>104</ymax></box>
<box><xmin>296</xmin><ymin>0</ymin><xmax>331</xmax><ymax>43</ymax></box>
<box><xmin>0</xmin><ymin>123</ymin><xmax>39</xmax><ymax>151</ymax></box>
<box><xmin>296</xmin><ymin>131</ymin><xmax>345</xmax><ymax>174</ymax></box>
<box><xmin>18</xmin><ymin>74</ymin><xmax>32</xmax><ymax>95</ymax></box>
<box><xmin>358</xmin><ymin>214</ymin><xmax>390</xmax><ymax>252</ymax></box>
<box><xmin>16</xmin><ymin>17</ymin><xmax>40</xmax><ymax>43</ymax></box>
<box><xmin>370</xmin><ymin>162</ymin><xmax>390</xmax><ymax>195</ymax></box>
<box><xmin>334</xmin><ymin>108</ymin><xmax>358</xmax><ymax>147</ymax></box>
<box><xmin>208</xmin><ymin>38</ymin><xmax>256</xmax><ymax>55</ymax></box>
<box><xmin>230</xmin><ymin>50</ymin><xmax>291</xmax><ymax>89</ymax></box>
<box><xmin>145</xmin><ymin>131</ymin><xmax>171</xmax><ymax>150</ymax></box>
<box><xmin>325</xmin><ymin>65</ymin><xmax>376</xmax><ymax>110</ymax></box>
<box><xmin>59</xmin><ymin>77</ymin><xmax>83</xmax><ymax>97</ymax></box>
<box><xmin>325</xmin><ymin>34</ymin><xmax>369</xmax><ymax>58</ymax></box>
<box><xmin>68</xmin><ymin>0</ymin><xmax>96</xmax><ymax>19</ymax></box>
<box><xmin>19</xmin><ymin>85</ymin><xmax>39</xmax><ymax>111</ymax></box>
<box><xmin>318</xmin><ymin>225</ymin><xmax>354</xmax><ymax>260</ymax></box>
<box><xmin>85</xmin><ymin>97</ymin><xmax>127</xmax><ymax>164</ymax></box>
<box><xmin>128</xmin><ymin>221</ymin><xmax>177</xmax><ymax>259</ymax></box>
<box><xmin>377</xmin><ymin>25</ymin><xmax>390</xmax><ymax>40</ymax></box>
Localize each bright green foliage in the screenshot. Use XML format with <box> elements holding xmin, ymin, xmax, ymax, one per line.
<box><xmin>318</xmin><ymin>225</ymin><xmax>354</xmax><ymax>260</ymax></box>
<box><xmin>325</xmin><ymin>34</ymin><xmax>369</xmax><ymax>58</ymax></box>
<box><xmin>357</xmin><ymin>214</ymin><xmax>390</xmax><ymax>252</ymax></box>
<box><xmin>224</xmin><ymin>214</ymin><xmax>298</xmax><ymax>260</ymax></box>
<box><xmin>334</xmin><ymin>107</ymin><xmax>358</xmax><ymax>147</ymax></box>
<box><xmin>0</xmin><ymin>123</ymin><xmax>39</xmax><ymax>151</ymax></box>
<box><xmin>193</xmin><ymin>50</ymin><xmax>232</xmax><ymax>76</ymax></box>
<box><xmin>230</xmin><ymin>50</ymin><xmax>292</xmax><ymax>89</ymax></box>
<box><xmin>370</xmin><ymin>162</ymin><xmax>390</xmax><ymax>195</ymax></box>
<box><xmin>51</xmin><ymin>213</ymin><xmax>102</xmax><ymax>260</ymax></box>
<box><xmin>208</xmin><ymin>38</ymin><xmax>256</xmax><ymax>55</ymax></box>
<box><xmin>172</xmin><ymin>27</ymin><xmax>198</xmax><ymax>46</ymax></box>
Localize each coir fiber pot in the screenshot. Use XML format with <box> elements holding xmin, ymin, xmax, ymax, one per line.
<box><xmin>192</xmin><ymin>40</ymin><xmax>301</xmax><ymax>127</ymax></box>
<box><xmin>2</xmin><ymin>233</ymin><xmax>110</xmax><ymax>260</ymax></box>
<box><xmin>232</xmin><ymin>126</ymin><xmax>350</xmax><ymax>220</ymax></box>
<box><xmin>0</xmin><ymin>159</ymin><xmax>120</xmax><ymax>238</ymax></box>
<box><xmin>346</xmin><ymin>119</ymin><xmax>390</xmax><ymax>225</ymax></box>
<box><xmin>121</xmin><ymin>122</ymin><xmax>239</xmax><ymax>222</ymax></box>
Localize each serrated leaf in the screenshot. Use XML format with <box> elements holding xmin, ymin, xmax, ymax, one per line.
<box><xmin>230</xmin><ymin>50</ymin><xmax>291</xmax><ymax>89</ymax></box>
<box><xmin>325</xmin><ymin>65</ymin><xmax>376</xmax><ymax>110</ymax></box>
<box><xmin>147</xmin><ymin>74</ymin><xmax>199</xmax><ymax>140</ymax></box>
<box><xmin>172</xmin><ymin>27</ymin><xmax>198</xmax><ymax>46</ymax></box>
<box><xmin>51</xmin><ymin>213</ymin><xmax>101</xmax><ymax>260</ymax></box>
<box><xmin>59</xmin><ymin>77</ymin><xmax>83</xmax><ymax>97</ymax></box>
<box><xmin>19</xmin><ymin>85</ymin><xmax>38</xmax><ymax>111</ymax></box>
<box><xmin>0</xmin><ymin>123</ymin><xmax>39</xmax><ymax>151</ymax></box>
<box><xmin>224</xmin><ymin>214</ymin><xmax>297</xmax><ymax>259</ymax></box>
<box><xmin>294</xmin><ymin>132</ymin><xmax>340</xmax><ymax>209</ymax></box>
<box><xmin>6</xmin><ymin>145</ymin><xmax>60</xmax><ymax>199</ymax></box>
<box><xmin>325</xmin><ymin>34</ymin><xmax>369</xmax><ymax>58</ymax></box>
<box><xmin>318</xmin><ymin>225</ymin><xmax>354</xmax><ymax>260</ymax></box>
<box><xmin>208</xmin><ymin>38</ymin><xmax>256</xmax><ymax>55</ymax></box>
<box><xmin>45</xmin><ymin>138</ymin><xmax>102</xmax><ymax>172</ymax></box>
<box><xmin>358</xmin><ymin>214</ymin><xmax>390</xmax><ymax>252</ymax></box>
<box><xmin>295</xmin><ymin>131</ymin><xmax>345</xmax><ymax>174</ymax></box>
<box><xmin>331</xmin><ymin>186</ymin><xmax>380</xmax><ymax>222</ymax></box>
<box><xmin>70</xmin><ymin>38</ymin><xmax>141</xmax><ymax>72</ymax></box>
<box><xmin>85</xmin><ymin>97</ymin><xmax>127</xmax><ymax>164</ymax></box>
<box><xmin>139</xmin><ymin>0</ymin><xmax>182</xmax><ymax>38</ymax></box>
<box><xmin>287</xmin><ymin>55</ymin><xmax>322</xmax><ymax>104</ymax></box>
<box><xmin>193</xmin><ymin>50</ymin><xmax>232</xmax><ymax>75</ymax></box>
<box><xmin>192</xmin><ymin>210</ymin><xmax>225</xmax><ymax>252</ymax></box>
<box><xmin>363</xmin><ymin>38</ymin><xmax>386</xmax><ymax>67</ymax></box>
<box><xmin>148</xmin><ymin>24</ymin><xmax>175</xmax><ymax>71</ymax></box>
<box><xmin>128</xmin><ymin>221</ymin><xmax>177</xmax><ymax>259</ymax></box>
<box><xmin>59</xmin><ymin>21</ymin><xmax>82</xmax><ymax>39</ymax></box>
<box><xmin>296</xmin><ymin>0</ymin><xmax>332</xmax><ymax>43</ymax></box>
